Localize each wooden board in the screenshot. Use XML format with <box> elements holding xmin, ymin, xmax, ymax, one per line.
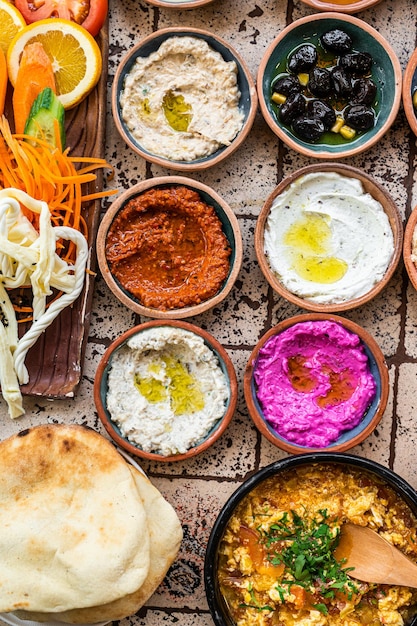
<box><xmin>4</xmin><ymin>23</ymin><xmax>109</xmax><ymax>399</ymax></box>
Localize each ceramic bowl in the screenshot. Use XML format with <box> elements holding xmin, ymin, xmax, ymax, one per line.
<box><xmin>94</xmin><ymin>319</ymin><xmax>238</xmax><ymax>463</ymax></box>
<box><xmin>204</xmin><ymin>453</ymin><xmax>417</xmax><ymax>626</ymax></box>
<box><xmin>403</xmin><ymin>205</ymin><xmax>417</xmax><ymax>291</ymax></box>
<box><xmin>257</xmin><ymin>12</ymin><xmax>402</xmax><ymax>159</ymax></box>
<box><xmin>243</xmin><ymin>312</ymin><xmax>389</xmax><ymax>454</ymax></box>
<box><xmin>299</xmin><ymin>0</ymin><xmax>384</xmax><ymax>14</ymax></box>
<box><xmin>403</xmin><ymin>48</ymin><xmax>417</xmax><ymax>136</ymax></box>
<box><xmin>144</xmin><ymin>0</ymin><xmax>214</xmax><ymax>7</ymax></box>
<box><xmin>112</xmin><ymin>27</ymin><xmax>257</xmax><ymax>171</ymax></box>
<box><xmin>255</xmin><ymin>162</ymin><xmax>403</xmax><ymax>313</ymax></box>
<box><xmin>96</xmin><ymin>176</ymin><xmax>243</xmax><ymax>319</ymax></box>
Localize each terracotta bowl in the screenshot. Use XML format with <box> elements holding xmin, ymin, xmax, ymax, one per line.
<box><xmin>257</xmin><ymin>12</ymin><xmax>402</xmax><ymax>159</ymax></box>
<box><xmin>299</xmin><ymin>0</ymin><xmax>384</xmax><ymax>13</ymax></box>
<box><xmin>144</xmin><ymin>0</ymin><xmax>214</xmax><ymax>7</ymax></box>
<box><xmin>243</xmin><ymin>313</ymin><xmax>389</xmax><ymax>454</ymax></box>
<box><xmin>255</xmin><ymin>162</ymin><xmax>403</xmax><ymax>313</ymax></box>
<box><xmin>94</xmin><ymin>320</ymin><xmax>238</xmax><ymax>463</ymax></box>
<box><xmin>112</xmin><ymin>27</ymin><xmax>257</xmax><ymax>171</ymax></box>
<box><xmin>403</xmin><ymin>205</ymin><xmax>417</xmax><ymax>291</ymax></box>
<box><xmin>205</xmin><ymin>453</ymin><xmax>417</xmax><ymax>626</ymax></box>
<box><xmin>96</xmin><ymin>176</ymin><xmax>243</xmax><ymax>319</ymax></box>
<box><xmin>403</xmin><ymin>48</ymin><xmax>417</xmax><ymax>137</ymax></box>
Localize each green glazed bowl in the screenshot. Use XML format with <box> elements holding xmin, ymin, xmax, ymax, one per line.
<box><xmin>257</xmin><ymin>12</ymin><xmax>402</xmax><ymax>159</ymax></box>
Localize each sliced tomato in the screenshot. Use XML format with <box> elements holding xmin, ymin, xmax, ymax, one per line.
<box><xmin>14</xmin><ymin>0</ymin><xmax>107</xmax><ymax>37</ymax></box>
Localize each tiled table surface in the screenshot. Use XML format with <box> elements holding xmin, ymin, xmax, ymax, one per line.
<box><xmin>1</xmin><ymin>0</ymin><xmax>417</xmax><ymax>624</ymax></box>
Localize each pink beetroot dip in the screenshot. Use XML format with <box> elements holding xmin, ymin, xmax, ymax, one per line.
<box><xmin>253</xmin><ymin>320</ymin><xmax>377</xmax><ymax>448</ymax></box>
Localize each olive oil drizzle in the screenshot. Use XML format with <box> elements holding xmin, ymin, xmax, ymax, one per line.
<box><xmin>134</xmin><ymin>355</ymin><xmax>205</xmax><ymax>415</ymax></box>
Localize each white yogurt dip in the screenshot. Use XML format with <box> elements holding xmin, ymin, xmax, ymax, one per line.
<box><xmin>119</xmin><ymin>36</ymin><xmax>244</xmax><ymax>162</ymax></box>
<box><xmin>264</xmin><ymin>172</ymin><xmax>395</xmax><ymax>304</ymax></box>
<box><xmin>106</xmin><ymin>326</ymin><xmax>230</xmax><ymax>456</ymax></box>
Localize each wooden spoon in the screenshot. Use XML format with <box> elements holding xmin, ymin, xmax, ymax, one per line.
<box><xmin>334</xmin><ymin>523</ymin><xmax>417</xmax><ymax>587</ymax></box>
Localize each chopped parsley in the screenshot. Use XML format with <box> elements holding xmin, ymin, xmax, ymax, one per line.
<box><xmin>262</xmin><ymin>509</ymin><xmax>359</xmax><ymax>602</ymax></box>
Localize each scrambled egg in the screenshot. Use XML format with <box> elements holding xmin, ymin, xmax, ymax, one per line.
<box><xmin>218</xmin><ymin>464</ymin><xmax>417</xmax><ymax>626</ymax></box>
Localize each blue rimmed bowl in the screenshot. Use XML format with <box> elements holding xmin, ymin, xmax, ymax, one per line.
<box><xmin>94</xmin><ymin>319</ymin><xmax>238</xmax><ymax>462</ymax></box>
<box><xmin>257</xmin><ymin>12</ymin><xmax>402</xmax><ymax>159</ymax></box>
<box><xmin>112</xmin><ymin>27</ymin><xmax>257</xmax><ymax>171</ymax></box>
<box><xmin>243</xmin><ymin>313</ymin><xmax>389</xmax><ymax>454</ymax></box>
<box><xmin>96</xmin><ymin>176</ymin><xmax>243</xmax><ymax>319</ymax></box>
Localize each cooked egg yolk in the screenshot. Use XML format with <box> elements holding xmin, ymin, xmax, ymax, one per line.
<box><xmin>284</xmin><ymin>212</ymin><xmax>348</xmax><ymax>284</ymax></box>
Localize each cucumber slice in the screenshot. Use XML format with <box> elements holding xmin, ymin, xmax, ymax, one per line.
<box><xmin>24</xmin><ymin>87</ymin><xmax>66</xmax><ymax>149</ymax></box>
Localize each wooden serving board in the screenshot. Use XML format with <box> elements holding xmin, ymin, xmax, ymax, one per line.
<box><xmin>5</xmin><ymin>23</ymin><xmax>109</xmax><ymax>399</ymax></box>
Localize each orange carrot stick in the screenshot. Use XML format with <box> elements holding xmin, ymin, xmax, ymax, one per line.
<box><xmin>0</xmin><ymin>48</ymin><xmax>7</xmax><ymax>117</ymax></box>
<box><xmin>12</xmin><ymin>42</ymin><xmax>56</xmax><ymax>134</ymax></box>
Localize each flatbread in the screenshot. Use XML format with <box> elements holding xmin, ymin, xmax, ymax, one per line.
<box><xmin>16</xmin><ymin>463</ymin><xmax>184</xmax><ymax>623</ymax></box>
<box><xmin>0</xmin><ymin>424</ymin><xmax>151</xmax><ymax>613</ymax></box>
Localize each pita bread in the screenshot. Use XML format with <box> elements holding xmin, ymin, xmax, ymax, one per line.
<box><xmin>16</xmin><ymin>464</ymin><xmax>184</xmax><ymax>623</ymax></box>
<box><xmin>0</xmin><ymin>424</ymin><xmax>151</xmax><ymax>613</ymax></box>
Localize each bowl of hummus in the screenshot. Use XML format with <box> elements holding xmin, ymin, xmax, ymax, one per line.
<box><xmin>96</xmin><ymin>176</ymin><xmax>243</xmax><ymax>319</ymax></box>
<box><xmin>257</xmin><ymin>12</ymin><xmax>402</xmax><ymax>159</ymax></box>
<box><xmin>205</xmin><ymin>453</ymin><xmax>417</xmax><ymax>626</ymax></box>
<box><xmin>94</xmin><ymin>319</ymin><xmax>238</xmax><ymax>462</ymax></box>
<box><xmin>112</xmin><ymin>27</ymin><xmax>257</xmax><ymax>171</ymax></box>
<box><xmin>255</xmin><ymin>162</ymin><xmax>402</xmax><ymax>312</ymax></box>
<box><xmin>243</xmin><ymin>313</ymin><xmax>389</xmax><ymax>454</ymax></box>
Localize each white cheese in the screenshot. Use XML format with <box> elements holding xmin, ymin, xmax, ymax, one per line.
<box><xmin>264</xmin><ymin>172</ymin><xmax>395</xmax><ymax>304</ymax></box>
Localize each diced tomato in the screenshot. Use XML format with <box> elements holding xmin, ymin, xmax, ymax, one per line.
<box><xmin>14</xmin><ymin>0</ymin><xmax>107</xmax><ymax>36</ymax></box>
<box><xmin>239</xmin><ymin>525</ymin><xmax>284</xmax><ymax>577</ymax></box>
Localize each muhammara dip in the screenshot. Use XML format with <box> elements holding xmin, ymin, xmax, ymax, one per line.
<box><xmin>119</xmin><ymin>35</ymin><xmax>244</xmax><ymax>161</ymax></box>
<box><xmin>106</xmin><ymin>326</ymin><xmax>230</xmax><ymax>456</ymax></box>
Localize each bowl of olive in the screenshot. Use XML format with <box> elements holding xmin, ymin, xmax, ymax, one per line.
<box><xmin>257</xmin><ymin>12</ymin><xmax>402</xmax><ymax>159</ymax></box>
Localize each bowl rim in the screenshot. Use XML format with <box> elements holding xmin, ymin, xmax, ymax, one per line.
<box><xmin>402</xmin><ymin>47</ymin><xmax>417</xmax><ymax>137</ymax></box>
<box><xmin>111</xmin><ymin>26</ymin><xmax>258</xmax><ymax>171</ymax></box>
<box><xmin>403</xmin><ymin>204</ymin><xmax>417</xmax><ymax>291</ymax></box>
<box><xmin>144</xmin><ymin>0</ymin><xmax>214</xmax><ymax>7</ymax></box>
<box><xmin>256</xmin><ymin>12</ymin><xmax>403</xmax><ymax>159</ymax></box>
<box><xmin>96</xmin><ymin>175</ymin><xmax>243</xmax><ymax>319</ymax></box>
<box><xmin>94</xmin><ymin>319</ymin><xmax>238</xmax><ymax>462</ymax></box>
<box><xmin>298</xmin><ymin>0</ymin><xmax>384</xmax><ymax>13</ymax></box>
<box><xmin>243</xmin><ymin>312</ymin><xmax>389</xmax><ymax>454</ymax></box>
<box><xmin>254</xmin><ymin>162</ymin><xmax>403</xmax><ymax>312</ymax></box>
<box><xmin>204</xmin><ymin>452</ymin><xmax>417</xmax><ymax>626</ymax></box>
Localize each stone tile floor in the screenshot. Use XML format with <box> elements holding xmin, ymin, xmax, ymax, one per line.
<box><xmin>1</xmin><ymin>0</ymin><xmax>417</xmax><ymax>624</ymax></box>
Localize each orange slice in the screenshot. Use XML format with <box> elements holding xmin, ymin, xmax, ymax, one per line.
<box><xmin>0</xmin><ymin>0</ymin><xmax>26</xmax><ymax>57</ymax></box>
<box><xmin>7</xmin><ymin>18</ymin><xmax>102</xmax><ymax>109</ymax></box>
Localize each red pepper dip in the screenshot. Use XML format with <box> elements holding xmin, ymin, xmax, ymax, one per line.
<box><xmin>105</xmin><ymin>186</ymin><xmax>232</xmax><ymax>310</ymax></box>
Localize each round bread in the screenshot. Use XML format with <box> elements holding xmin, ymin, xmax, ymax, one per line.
<box><xmin>0</xmin><ymin>424</ymin><xmax>152</xmax><ymax>613</ymax></box>
<box><xmin>15</xmin><ymin>464</ymin><xmax>184</xmax><ymax>623</ymax></box>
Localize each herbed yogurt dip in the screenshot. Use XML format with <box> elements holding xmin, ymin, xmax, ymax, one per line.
<box><xmin>106</xmin><ymin>326</ymin><xmax>230</xmax><ymax>456</ymax></box>
<box><xmin>119</xmin><ymin>36</ymin><xmax>244</xmax><ymax>162</ymax></box>
<box><xmin>253</xmin><ymin>320</ymin><xmax>377</xmax><ymax>448</ymax></box>
<box><xmin>264</xmin><ymin>172</ymin><xmax>395</xmax><ymax>304</ymax></box>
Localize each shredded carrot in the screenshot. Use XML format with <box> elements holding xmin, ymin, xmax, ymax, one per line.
<box><xmin>0</xmin><ymin>116</ymin><xmax>117</xmax><ymax>320</ymax></box>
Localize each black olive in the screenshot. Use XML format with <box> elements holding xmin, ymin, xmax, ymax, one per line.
<box><xmin>308</xmin><ymin>66</ymin><xmax>333</xmax><ymax>98</ymax></box>
<box><xmin>306</xmin><ymin>99</ymin><xmax>336</xmax><ymax>131</ymax></box>
<box><xmin>351</xmin><ymin>77</ymin><xmax>377</xmax><ymax>105</ymax></box>
<box><xmin>288</xmin><ymin>44</ymin><xmax>318</xmax><ymax>74</ymax></box>
<box><xmin>272</xmin><ymin>75</ymin><xmax>301</xmax><ymax>97</ymax></box>
<box><xmin>320</xmin><ymin>28</ymin><xmax>353</xmax><ymax>54</ymax></box>
<box><xmin>344</xmin><ymin>104</ymin><xmax>375</xmax><ymax>130</ymax></box>
<box><xmin>331</xmin><ymin>66</ymin><xmax>353</xmax><ymax>98</ymax></box>
<box><xmin>279</xmin><ymin>92</ymin><xmax>306</xmax><ymax>124</ymax></box>
<box><xmin>292</xmin><ymin>115</ymin><xmax>325</xmax><ymax>142</ymax></box>
<box><xmin>339</xmin><ymin>51</ymin><xmax>373</xmax><ymax>75</ymax></box>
